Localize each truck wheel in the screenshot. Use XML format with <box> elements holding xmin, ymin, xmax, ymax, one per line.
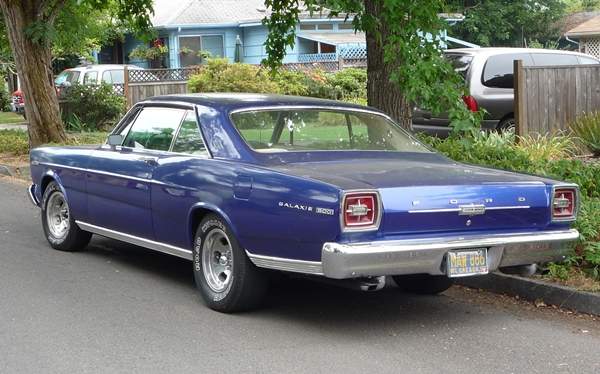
<box><xmin>497</xmin><ymin>117</ymin><xmax>515</xmax><ymax>133</ymax></box>
<box><xmin>392</xmin><ymin>274</ymin><xmax>455</xmax><ymax>295</ymax></box>
<box><xmin>41</xmin><ymin>181</ymin><xmax>91</xmax><ymax>251</ymax></box>
<box><xmin>193</xmin><ymin>214</ymin><xmax>268</xmax><ymax>312</ymax></box>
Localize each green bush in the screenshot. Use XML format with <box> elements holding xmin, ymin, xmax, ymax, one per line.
<box><xmin>0</xmin><ymin>84</ymin><xmax>12</xmax><ymax>112</ymax></box>
<box><xmin>0</xmin><ymin>129</ymin><xmax>29</xmax><ymax>155</ymax></box>
<box><xmin>188</xmin><ymin>58</ymin><xmax>278</xmax><ymax>94</ymax></box>
<box><xmin>567</xmin><ymin>111</ymin><xmax>600</xmax><ymax>156</ymax></box>
<box><xmin>328</xmin><ymin>68</ymin><xmax>367</xmax><ymax>100</ymax></box>
<box><xmin>271</xmin><ymin>70</ymin><xmax>309</xmax><ymax>96</ymax></box>
<box><xmin>61</xmin><ymin>82</ymin><xmax>126</xmax><ymax>132</ymax></box>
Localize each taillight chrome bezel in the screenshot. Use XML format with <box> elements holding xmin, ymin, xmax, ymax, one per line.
<box><xmin>551</xmin><ymin>185</ymin><xmax>579</xmax><ymax>222</ymax></box>
<box><xmin>340</xmin><ymin>190</ymin><xmax>382</xmax><ymax>233</ymax></box>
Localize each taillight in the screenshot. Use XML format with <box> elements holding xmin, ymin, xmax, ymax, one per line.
<box><xmin>462</xmin><ymin>94</ymin><xmax>477</xmax><ymax>112</ymax></box>
<box><xmin>552</xmin><ymin>187</ymin><xmax>578</xmax><ymax>221</ymax></box>
<box><xmin>341</xmin><ymin>191</ymin><xmax>381</xmax><ymax>232</ymax></box>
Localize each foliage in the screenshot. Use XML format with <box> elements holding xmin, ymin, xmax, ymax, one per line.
<box><xmin>0</xmin><ymin>84</ymin><xmax>11</xmax><ymax>112</ymax></box>
<box><xmin>61</xmin><ymin>82</ymin><xmax>125</xmax><ymax>131</ymax></box>
<box><xmin>567</xmin><ymin>111</ymin><xmax>600</xmax><ymax>156</ymax></box>
<box><xmin>0</xmin><ymin>130</ymin><xmax>29</xmax><ymax>155</ymax></box>
<box><xmin>563</xmin><ymin>0</ymin><xmax>600</xmax><ymax>12</ymax></box>
<box><xmin>271</xmin><ymin>70</ymin><xmax>310</xmax><ymax>96</ymax></box>
<box><xmin>327</xmin><ymin>68</ymin><xmax>367</xmax><ymax>100</ymax></box>
<box><xmin>446</xmin><ymin>0</ymin><xmax>567</xmax><ymax>47</ymax></box>
<box><xmin>128</xmin><ymin>45</ymin><xmax>169</xmax><ymax>60</ymax></box>
<box><xmin>188</xmin><ymin>58</ymin><xmax>278</xmax><ymax>94</ymax></box>
<box><xmin>514</xmin><ymin>131</ymin><xmax>579</xmax><ymax>161</ymax></box>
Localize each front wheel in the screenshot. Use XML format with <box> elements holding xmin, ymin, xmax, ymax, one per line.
<box><xmin>193</xmin><ymin>214</ymin><xmax>268</xmax><ymax>312</ymax></box>
<box><xmin>392</xmin><ymin>274</ymin><xmax>456</xmax><ymax>295</ymax></box>
<box><xmin>41</xmin><ymin>181</ymin><xmax>92</xmax><ymax>251</ymax></box>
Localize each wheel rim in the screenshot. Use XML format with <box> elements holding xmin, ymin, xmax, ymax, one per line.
<box><xmin>202</xmin><ymin>229</ymin><xmax>233</xmax><ymax>293</ymax></box>
<box><xmin>46</xmin><ymin>192</ymin><xmax>70</xmax><ymax>239</ymax></box>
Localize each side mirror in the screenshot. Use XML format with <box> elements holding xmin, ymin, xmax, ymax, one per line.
<box><xmin>107</xmin><ymin>134</ymin><xmax>123</xmax><ymax>151</ymax></box>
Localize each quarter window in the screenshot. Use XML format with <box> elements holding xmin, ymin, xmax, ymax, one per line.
<box><xmin>482</xmin><ymin>53</ymin><xmax>534</xmax><ymax>88</ymax></box>
<box><xmin>172</xmin><ymin>112</ymin><xmax>208</xmax><ymax>156</ymax></box>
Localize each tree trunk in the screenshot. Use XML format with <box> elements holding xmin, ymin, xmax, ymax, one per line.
<box><xmin>0</xmin><ymin>0</ymin><xmax>67</xmax><ymax>148</ymax></box>
<box><xmin>363</xmin><ymin>0</ymin><xmax>413</xmax><ymax>132</ymax></box>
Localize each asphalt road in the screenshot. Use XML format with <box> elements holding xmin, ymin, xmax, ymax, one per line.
<box><xmin>1</xmin><ymin>177</ymin><xmax>600</xmax><ymax>374</ymax></box>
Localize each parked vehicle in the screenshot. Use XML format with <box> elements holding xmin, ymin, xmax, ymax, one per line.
<box><xmin>11</xmin><ymin>64</ymin><xmax>143</xmax><ymax>117</ymax></box>
<box><xmin>29</xmin><ymin>93</ymin><xmax>580</xmax><ymax>312</ymax></box>
<box><xmin>412</xmin><ymin>48</ymin><xmax>600</xmax><ymax>137</ymax></box>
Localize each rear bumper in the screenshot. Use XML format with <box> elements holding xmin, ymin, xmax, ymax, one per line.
<box><xmin>321</xmin><ymin>229</ymin><xmax>579</xmax><ymax>279</ymax></box>
<box><xmin>10</xmin><ymin>103</ymin><xmax>25</xmax><ymax>115</ymax></box>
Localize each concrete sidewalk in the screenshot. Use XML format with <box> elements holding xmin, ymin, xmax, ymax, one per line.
<box><xmin>0</xmin><ymin>122</ymin><xmax>28</xmax><ymax>131</ymax></box>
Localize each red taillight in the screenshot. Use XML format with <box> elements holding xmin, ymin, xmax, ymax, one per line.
<box><xmin>342</xmin><ymin>191</ymin><xmax>381</xmax><ymax>232</ymax></box>
<box><xmin>552</xmin><ymin>188</ymin><xmax>577</xmax><ymax>221</ymax></box>
<box><xmin>462</xmin><ymin>94</ymin><xmax>477</xmax><ymax>112</ymax></box>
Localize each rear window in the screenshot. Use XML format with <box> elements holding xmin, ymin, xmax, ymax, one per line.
<box><xmin>482</xmin><ymin>53</ymin><xmax>534</xmax><ymax>88</ymax></box>
<box><xmin>230</xmin><ymin>108</ymin><xmax>431</xmax><ymax>153</ymax></box>
<box><xmin>532</xmin><ymin>53</ymin><xmax>578</xmax><ymax>66</ymax></box>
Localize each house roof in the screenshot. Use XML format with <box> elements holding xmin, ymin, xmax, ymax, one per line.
<box><xmin>298</xmin><ymin>33</ymin><xmax>366</xmax><ymax>45</ymax></box>
<box><xmin>565</xmin><ymin>13</ymin><xmax>600</xmax><ymax>36</ymax></box>
<box><xmin>150</xmin><ymin>0</ymin><xmax>334</xmax><ymax>27</ymax></box>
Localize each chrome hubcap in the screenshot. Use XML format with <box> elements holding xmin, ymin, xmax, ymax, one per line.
<box><xmin>46</xmin><ymin>192</ymin><xmax>69</xmax><ymax>239</ymax></box>
<box><xmin>202</xmin><ymin>229</ymin><xmax>233</xmax><ymax>293</ymax></box>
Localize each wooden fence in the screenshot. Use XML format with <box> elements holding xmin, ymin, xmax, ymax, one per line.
<box><xmin>514</xmin><ymin>60</ymin><xmax>600</xmax><ymax>138</ymax></box>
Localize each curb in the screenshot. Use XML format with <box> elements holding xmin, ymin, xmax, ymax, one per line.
<box><xmin>456</xmin><ymin>272</ymin><xmax>600</xmax><ymax>316</ymax></box>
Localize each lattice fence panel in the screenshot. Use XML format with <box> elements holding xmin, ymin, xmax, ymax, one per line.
<box><xmin>339</xmin><ymin>46</ymin><xmax>367</xmax><ymax>59</ymax></box>
<box><xmin>582</xmin><ymin>37</ymin><xmax>600</xmax><ymax>59</ymax></box>
<box><xmin>128</xmin><ymin>68</ymin><xmax>200</xmax><ymax>83</ymax></box>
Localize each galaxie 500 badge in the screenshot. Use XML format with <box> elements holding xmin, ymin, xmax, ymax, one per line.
<box><xmin>279</xmin><ymin>202</ymin><xmax>334</xmax><ymax>215</ymax></box>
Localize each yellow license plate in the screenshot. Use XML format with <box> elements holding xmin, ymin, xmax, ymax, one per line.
<box><xmin>447</xmin><ymin>249</ymin><xmax>488</xmax><ymax>278</ymax></box>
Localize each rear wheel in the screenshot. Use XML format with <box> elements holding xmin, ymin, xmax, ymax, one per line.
<box><xmin>193</xmin><ymin>214</ymin><xmax>268</xmax><ymax>312</ymax></box>
<box><xmin>496</xmin><ymin>117</ymin><xmax>515</xmax><ymax>133</ymax></box>
<box><xmin>392</xmin><ymin>274</ymin><xmax>455</xmax><ymax>295</ymax></box>
<box><xmin>41</xmin><ymin>181</ymin><xmax>91</xmax><ymax>251</ymax></box>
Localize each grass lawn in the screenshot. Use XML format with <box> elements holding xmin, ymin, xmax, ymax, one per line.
<box><xmin>0</xmin><ymin>111</ymin><xmax>26</xmax><ymax>125</ymax></box>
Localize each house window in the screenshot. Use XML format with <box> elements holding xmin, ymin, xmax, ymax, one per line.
<box><xmin>300</xmin><ymin>24</ymin><xmax>316</xmax><ymax>30</ymax></box>
<box><xmin>317</xmin><ymin>24</ymin><xmax>333</xmax><ymax>30</ymax></box>
<box><xmin>179</xmin><ymin>35</ymin><xmax>224</xmax><ymax>67</ymax></box>
<box><xmin>338</xmin><ymin>23</ymin><xmax>353</xmax><ymax>30</ymax></box>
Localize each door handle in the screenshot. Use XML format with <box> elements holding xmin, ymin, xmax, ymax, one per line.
<box><xmin>138</xmin><ymin>157</ymin><xmax>158</xmax><ymax>166</ymax></box>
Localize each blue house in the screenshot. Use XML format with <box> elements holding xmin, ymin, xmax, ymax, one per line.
<box><xmin>101</xmin><ymin>0</ymin><xmax>474</xmax><ymax>69</ymax></box>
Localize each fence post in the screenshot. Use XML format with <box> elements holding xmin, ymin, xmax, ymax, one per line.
<box><xmin>514</xmin><ymin>59</ymin><xmax>524</xmax><ymax>139</ymax></box>
<box><xmin>338</xmin><ymin>55</ymin><xmax>343</xmax><ymax>71</ymax></box>
<box><xmin>124</xmin><ymin>66</ymin><xmax>130</xmax><ymax>109</ymax></box>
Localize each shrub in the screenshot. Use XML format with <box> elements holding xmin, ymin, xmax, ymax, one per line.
<box><xmin>61</xmin><ymin>82</ymin><xmax>126</xmax><ymax>132</ymax></box>
<box><xmin>188</xmin><ymin>58</ymin><xmax>278</xmax><ymax>94</ymax></box>
<box><xmin>0</xmin><ymin>84</ymin><xmax>12</xmax><ymax>112</ymax></box>
<box><xmin>271</xmin><ymin>70</ymin><xmax>309</xmax><ymax>96</ymax></box>
<box><xmin>514</xmin><ymin>131</ymin><xmax>578</xmax><ymax>161</ymax></box>
<box><xmin>0</xmin><ymin>129</ymin><xmax>29</xmax><ymax>155</ymax></box>
<box><xmin>567</xmin><ymin>110</ymin><xmax>600</xmax><ymax>156</ymax></box>
<box><xmin>328</xmin><ymin>68</ymin><xmax>367</xmax><ymax>100</ymax></box>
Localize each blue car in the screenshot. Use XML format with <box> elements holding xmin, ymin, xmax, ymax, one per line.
<box><xmin>29</xmin><ymin>93</ymin><xmax>580</xmax><ymax>312</ymax></box>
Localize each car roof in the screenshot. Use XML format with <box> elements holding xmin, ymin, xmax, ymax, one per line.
<box><xmin>140</xmin><ymin>93</ymin><xmax>378</xmax><ymax>112</ymax></box>
<box><xmin>444</xmin><ymin>47</ymin><xmax>599</xmax><ymax>60</ymax></box>
<box><xmin>69</xmin><ymin>64</ymin><xmax>144</xmax><ymax>72</ymax></box>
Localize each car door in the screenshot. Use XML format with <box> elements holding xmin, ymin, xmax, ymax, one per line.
<box><xmin>86</xmin><ymin>106</ymin><xmax>186</xmax><ymax>240</ymax></box>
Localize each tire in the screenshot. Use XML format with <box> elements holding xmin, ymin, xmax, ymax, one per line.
<box><xmin>41</xmin><ymin>181</ymin><xmax>92</xmax><ymax>251</ymax></box>
<box><xmin>496</xmin><ymin>117</ymin><xmax>515</xmax><ymax>133</ymax></box>
<box><xmin>392</xmin><ymin>274</ymin><xmax>456</xmax><ymax>295</ymax></box>
<box><xmin>193</xmin><ymin>214</ymin><xmax>268</xmax><ymax>312</ymax></box>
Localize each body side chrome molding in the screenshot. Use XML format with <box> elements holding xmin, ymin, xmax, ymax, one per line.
<box><xmin>76</xmin><ymin>221</ymin><xmax>193</xmax><ymax>260</ymax></box>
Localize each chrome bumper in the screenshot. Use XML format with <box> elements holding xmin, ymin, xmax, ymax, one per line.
<box><xmin>321</xmin><ymin>229</ymin><xmax>579</xmax><ymax>279</ymax></box>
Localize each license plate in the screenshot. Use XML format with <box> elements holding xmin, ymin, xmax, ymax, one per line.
<box><xmin>447</xmin><ymin>249</ymin><xmax>488</xmax><ymax>278</ymax></box>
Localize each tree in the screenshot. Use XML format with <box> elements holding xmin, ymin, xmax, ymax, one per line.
<box><xmin>263</xmin><ymin>0</ymin><xmax>470</xmax><ymax>133</ymax></box>
<box><xmin>0</xmin><ymin>0</ymin><xmax>154</xmax><ymax>148</ymax></box>
<box><xmin>446</xmin><ymin>0</ymin><xmax>566</xmax><ymax>47</ymax></box>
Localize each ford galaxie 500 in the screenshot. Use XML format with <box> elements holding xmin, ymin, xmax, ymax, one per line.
<box><xmin>29</xmin><ymin>93</ymin><xmax>579</xmax><ymax>312</ymax></box>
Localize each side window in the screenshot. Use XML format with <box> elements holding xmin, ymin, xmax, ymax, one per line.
<box><xmin>482</xmin><ymin>53</ymin><xmax>534</xmax><ymax>88</ymax></box>
<box><xmin>83</xmin><ymin>71</ymin><xmax>98</xmax><ymax>84</ymax></box>
<box><xmin>102</xmin><ymin>70</ymin><xmax>113</xmax><ymax>83</ymax></box>
<box><xmin>108</xmin><ymin>70</ymin><xmax>125</xmax><ymax>84</ymax></box>
<box><xmin>122</xmin><ymin>108</ymin><xmax>186</xmax><ymax>151</ymax></box>
<box><xmin>172</xmin><ymin>112</ymin><xmax>208</xmax><ymax>156</ymax></box>
<box><xmin>532</xmin><ymin>53</ymin><xmax>578</xmax><ymax>66</ymax></box>
<box><xmin>579</xmin><ymin>56</ymin><xmax>600</xmax><ymax>65</ymax></box>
